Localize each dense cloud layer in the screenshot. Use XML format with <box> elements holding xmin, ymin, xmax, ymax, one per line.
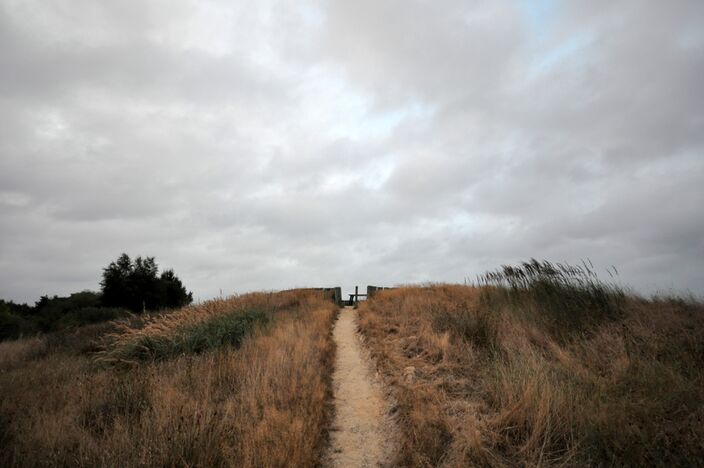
<box><xmin>1</xmin><ymin>0</ymin><xmax>702</xmax><ymax>302</ymax></box>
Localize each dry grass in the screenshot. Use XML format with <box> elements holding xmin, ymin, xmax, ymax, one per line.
<box><xmin>358</xmin><ymin>284</ymin><xmax>704</xmax><ymax>467</ymax></box>
<box><xmin>0</xmin><ymin>336</ymin><xmax>47</xmax><ymax>370</ymax></box>
<box><xmin>0</xmin><ymin>290</ymin><xmax>337</xmax><ymax>467</ymax></box>
<box><xmin>96</xmin><ymin>291</ymin><xmax>313</xmax><ymax>364</ymax></box>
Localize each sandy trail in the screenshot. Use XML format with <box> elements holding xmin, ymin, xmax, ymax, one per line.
<box><xmin>326</xmin><ymin>307</ymin><xmax>394</xmax><ymax>467</ymax></box>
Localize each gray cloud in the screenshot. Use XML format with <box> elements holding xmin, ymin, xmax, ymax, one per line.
<box><xmin>1</xmin><ymin>0</ymin><xmax>703</xmax><ymax>303</ymax></box>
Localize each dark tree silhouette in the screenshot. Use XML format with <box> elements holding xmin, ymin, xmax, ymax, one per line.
<box><xmin>101</xmin><ymin>254</ymin><xmax>192</xmax><ymax>312</ymax></box>
<box><xmin>101</xmin><ymin>253</ymin><xmax>133</xmax><ymax>309</ymax></box>
<box><xmin>160</xmin><ymin>269</ymin><xmax>193</xmax><ymax>309</ymax></box>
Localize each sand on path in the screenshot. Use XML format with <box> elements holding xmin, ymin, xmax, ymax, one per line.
<box><xmin>326</xmin><ymin>306</ymin><xmax>395</xmax><ymax>467</ymax></box>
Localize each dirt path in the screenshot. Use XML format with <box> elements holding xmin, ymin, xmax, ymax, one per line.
<box><xmin>326</xmin><ymin>307</ymin><xmax>395</xmax><ymax>467</ymax></box>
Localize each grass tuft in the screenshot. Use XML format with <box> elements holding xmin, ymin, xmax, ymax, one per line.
<box><xmin>479</xmin><ymin>259</ymin><xmax>625</xmax><ymax>340</ymax></box>
<box><xmin>432</xmin><ymin>302</ymin><xmax>497</xmax><ymax>350</ymax></box>
<box><xmin>112</xmin><ymin>309</ymin><xmax>269</xmax><ymax>362</ymax></box>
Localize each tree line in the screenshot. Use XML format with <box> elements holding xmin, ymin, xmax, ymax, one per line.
<box><xmin>0</xmin><ymin>254</ymin><xmax>192</xmax><ymax>341</ymax></box>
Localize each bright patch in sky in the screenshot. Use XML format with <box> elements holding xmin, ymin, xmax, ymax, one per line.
<box><xmin>529</xmin><ymin>32</ymin><xmax>595</xmax><ymax>78</ymax></box>
<box><xmin>516</xmin><ymin>0</ymin><xmax>559</xmax><ymax>40</ymax></box>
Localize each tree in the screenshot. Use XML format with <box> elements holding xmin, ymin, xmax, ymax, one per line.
<box><xmin>160</xmin><ymin>269</ymin><xmax>193</xmax><ymax>309</ymax></box>
<box><xmin>131</xmin><ymin>256</ymin><xmax>160</xmax><ymax>311</ymax></box>
<box><xmin>100</xmin><ymin>254</ymin><xmax>193</xmax><ymax>312</ymax></box>
<box><xmin>101</xmin><ymin>253</ymin><xmax>134</xmax><ymax>309</ymax></box>
<box><xmin>0</xmin><ymin>300</ymin><xmax>35</xmax><ymax>340</ymax></box>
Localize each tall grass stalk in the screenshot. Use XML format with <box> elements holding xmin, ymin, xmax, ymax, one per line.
<box><xmin>479</xmin><ymin>259</ymin><xmax>625</xmax><ymax>339</ymax></box>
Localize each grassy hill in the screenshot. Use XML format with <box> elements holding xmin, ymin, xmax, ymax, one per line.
<box><xmin>358</xmin><ymin>263</ymin><xmax>704</xmax><ymax>466</ymax></box>
<box><xmin>0</xmin><ymin>290</ymin><xmax>336</xmax><ymax>467</ymax></box>
<box><xmin>1</xmin><ymin>262</ymin><xmax>702</xmax><ymax>467</ymax></box>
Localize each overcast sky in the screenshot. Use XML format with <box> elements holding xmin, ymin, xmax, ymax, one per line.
<box><xmin>1</xmin><ymin>0</ymin><xmax>703</xmax><ymax>303</ymax></box>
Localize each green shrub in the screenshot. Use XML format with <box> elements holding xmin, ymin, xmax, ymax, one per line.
<box><xmin>181</xmin><ymin>309</ymin><xmax>269</xmax><ymax>353</ymax></box>
<box><xmin>0</xmin><ymin>306</ymin><xmax>35</xmax><ymax>340</ymax></box>
<box><xmin>56</xmin><ymin>307</ymin><xmax>130</xmax><ymax>329</ymax></box>
<box><xmin>0</xmin><ymin>293</ymin><xmax>134</xmax><ymax>342</ymax></box>
<box><xmin>121</xmin><ymin>309</ymin><xmax>269</xmax><ymax>362</ymax></box>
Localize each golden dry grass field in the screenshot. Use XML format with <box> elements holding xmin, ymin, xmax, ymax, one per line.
<box><xmin>358</xmin><ymin>283</ymin><xmax>704</xmax><ymax>466</ymax></box>
<box><xmin>2</xmin><ymin>265</ymin><xmax>702</xmax><ymax>467</ymax></box>
<box><xmin>0</xmin><ymin>290</ymin><xmax>336</xmax><ymax>467</ymax></box>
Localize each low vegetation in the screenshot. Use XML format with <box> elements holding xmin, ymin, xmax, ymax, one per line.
<box><xmin>0</xmin><ymin>292</ymin><xmax>131</xmax><ymax>340</ymax></box>
<box><xmin>0</xmin><ymin>290</ymin><xmax>337</xmax><ymax>467</ymax></box>
<box><xmin>358</xmin><ymin>261</ymin><xmax>704</xmax><ymax>466</ymax></box>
